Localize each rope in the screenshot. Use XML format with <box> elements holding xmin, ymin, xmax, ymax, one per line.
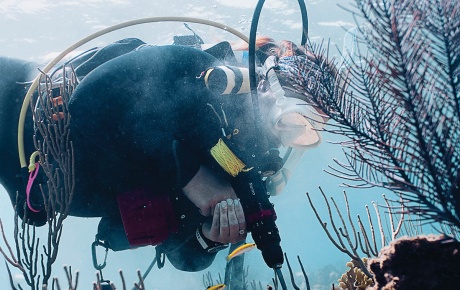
<box><xmin>210</xmin><ymin>138</ymin><xmax>251</xmax><ymax>177</ymax></box>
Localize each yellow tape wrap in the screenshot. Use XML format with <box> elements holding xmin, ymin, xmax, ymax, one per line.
<box><xmin>210</xmin><ymin>138</ymin><xmax>249</xmax><ymax>177</ymax></box>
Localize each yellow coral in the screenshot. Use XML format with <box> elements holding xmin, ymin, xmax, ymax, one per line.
<box><xmin>337</xmin><ymin>258</ymin><xmax>374</xmax><ymax>290</ymax></box>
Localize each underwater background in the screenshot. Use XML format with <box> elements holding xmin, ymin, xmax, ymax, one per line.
<box><xmin>0</xmin><ymin>0</ymin><xmax>394</xmax><ymax>289</ymax></box>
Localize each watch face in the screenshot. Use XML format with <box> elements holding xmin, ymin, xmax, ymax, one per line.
<box><xmin>207</xmin><ymin>244</ymin><xmax>229</xmax><ymax>253</ymax></box>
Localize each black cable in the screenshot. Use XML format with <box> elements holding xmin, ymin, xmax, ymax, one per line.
<box><xmin>246</xmin><ymin>0</ymin><xmax>311</xmax><ymax>272</ymax></box>
<box><xmin>248</xmin><ymin>0</ymin><xmax>310</xmax><ymax>144</ymax></box>
<box><xmin>141</xmin><ymin>257</ymin><xmax>157</xmax><ymax>281</ymax></box>
<box><xmin>131</xmin><ymin>257</ymin><xmax>157</xmax><ymax>290</ymax></box>
<box><xmin>248</xmin><ymin>0</ymin><xmax>266</xmax><ymax>153</ymax></box>
<box><xmin>275</xmin><ymin>267</ymin><xmax>288</xmax><ymax>290</ymax></box>
<box><xmin>297</xmin><ymin>0</ymin><xmax>309</xmax><ymax>45</ymax></box>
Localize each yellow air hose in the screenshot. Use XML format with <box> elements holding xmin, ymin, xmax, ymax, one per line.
<box><xmin>18</xmin><ymin>16</ymin><xmax>249</xmax><ymax>168</ymax></box>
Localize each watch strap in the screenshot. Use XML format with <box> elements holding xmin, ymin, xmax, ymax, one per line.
<box><xmin>196</xmin><ymin>227</ymin><xmax>228</xmax><ymax>253</ymax></box>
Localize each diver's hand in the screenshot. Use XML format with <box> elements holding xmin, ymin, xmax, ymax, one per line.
<box><xmin>183</xmin><ymin>165</ymin><xmax>238</xmax><ymax>216</ymax></box>
<box><xmin>201</xmin><ymin>199</ymin><xmax>247</xmax><ymax>244</ymax></box>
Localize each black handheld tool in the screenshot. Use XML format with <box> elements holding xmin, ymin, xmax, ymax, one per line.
<box><xmin>231</xmin><ymin>164</ymin><xmax>284</xmax><ymax>269</ymax></box>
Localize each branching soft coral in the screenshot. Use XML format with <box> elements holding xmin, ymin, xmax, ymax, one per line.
<box><xmin>286</xmin><ymin>0</ymin><xmax>460</xmax><ymax>231</ymax></box>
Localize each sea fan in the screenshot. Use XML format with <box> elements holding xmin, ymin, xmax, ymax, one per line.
<box><xmin>281</xmin><ymin>0</ymin><xmax>460</xmax><ymax>230</ymax></box>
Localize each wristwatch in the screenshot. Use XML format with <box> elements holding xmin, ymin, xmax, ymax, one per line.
<box><xmin>196</xmin><ymin>227</ymin><xmax>229</xmax><ymax>253</ymax></box>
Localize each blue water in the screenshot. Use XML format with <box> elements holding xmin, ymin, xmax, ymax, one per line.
<box><xmin>0</xmin><ymin>1</ymin><xmax>396</xmax><ymax>289</ymax></box>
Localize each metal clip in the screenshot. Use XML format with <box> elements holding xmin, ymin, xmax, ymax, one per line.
<box><xmin>92</xmin><ymin>239</ymin><xmax>108</xmax><ymax>270</ymax></box>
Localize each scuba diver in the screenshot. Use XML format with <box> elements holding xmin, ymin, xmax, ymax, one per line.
<box><xmin>0</xmin><ymin>36</ymin><xmax>330</xmax><ymax>272</ymax></box>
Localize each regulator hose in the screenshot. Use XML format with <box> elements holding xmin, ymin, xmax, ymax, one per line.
<box><xmin>248</xmin><ymin>0</ymin><xmax>309</xmax><ymax>146</ymax></box>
